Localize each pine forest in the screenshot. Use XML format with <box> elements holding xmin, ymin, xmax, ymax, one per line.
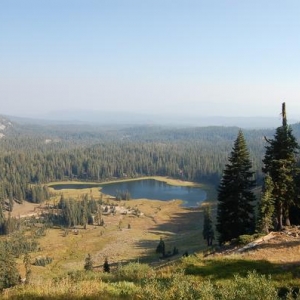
<box><xmin>1</xmin><ymin>104</ymin><xmax>300</xmax><ymax>299</ymax></box>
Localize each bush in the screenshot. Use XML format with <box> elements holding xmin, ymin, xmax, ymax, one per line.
<box><xmin>1</xmin><ymin>268</ymin><xmax>295</xmax><ymax>299</ymax></box>
<box><xmin>34</xmin><ymin>256</ymin><xmax>53</xmax><ymax>266</ymax></box>
<box><xmin>65</xmin><ymin>270</ymin><xmax>103</xmax><ymax>282</ymax></box>
<box><xmin>141</xmin><ymin>270</ymin><xmax>279</xmax><ymax>300</ymax></box>
<box><xmin>220</xmin><ymin>271</ymin><xmax>278</xmax><ymax>300</ymax></box>
<box><xmin>141</xmin><ymin>269</ymin><xmax>210</xmax><ymax>300</ymax></box>
<box><xmin>84</xmin><ymin>254</ymin><xmax>93</xmax><ymax>271</ymax></box>
<box><xmin>117</xmin><ymin>262</ymin><xmax>154</xmax><ymax>282</ymax></box>
<box><xmin>237</xmin><ymin>233</ymin><xmax>263</xmax><ymax>245</ymax></box>
<box><xmin>0</xmin><ymin>250</ymin><xmax>20</xmax><ymax>291</ymax></box>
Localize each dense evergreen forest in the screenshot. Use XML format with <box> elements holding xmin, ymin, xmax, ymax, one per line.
<box><xmin>1</xmin><ymin>116</ymin><xmax>300</xmax><ymax>208</ymax></box>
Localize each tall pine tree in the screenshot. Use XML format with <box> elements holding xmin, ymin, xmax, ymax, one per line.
<box><xmin>262</xmin><ymin>103</ymin><xmax>299</xmax><ymax>230</ymax></box>
<box><xmin>202</xmin><ymin>206</ymin><xmax>215</xmax><ymax>246</ymax></box>
<box><xmin>257</xmin><ymin>174</ymin><xmax>275</xmax><ymax>234</ymax></box>
<box><xmin>217</xmin><ymin>130</ymin><xmax>256</xmax><ymax>244</ymax></box>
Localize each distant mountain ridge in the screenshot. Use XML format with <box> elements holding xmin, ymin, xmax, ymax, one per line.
<box><xmin>5</xmin><ymin>110</ymin><xmax>300</xmax><ymax>129</ymax></box>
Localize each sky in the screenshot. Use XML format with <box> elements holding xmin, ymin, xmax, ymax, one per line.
<box><xmin>1</xmin><ymin>0</ymin><xmax>300</xmax><ymax>120</ymax></box>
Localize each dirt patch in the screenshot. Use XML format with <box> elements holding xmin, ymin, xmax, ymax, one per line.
<box><xmin>240</xmin><ymin>228</ymin><xmax>300</xmax><ymax>264</ymax></box>
<box><xmin>215</xmin><ymin>227</ymin><xmax>300</xmax><ymax>265</ymax></box>
<box><xmin>9</xmin><ymin>200</ymin><xmax>41</xmax><ymax>218</ymax></box>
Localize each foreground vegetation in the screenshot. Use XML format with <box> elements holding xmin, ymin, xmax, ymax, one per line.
<box><xmin>3</xmin><ymin>255</ymin><xmax>300</xmax><ymax>299</ymax></box>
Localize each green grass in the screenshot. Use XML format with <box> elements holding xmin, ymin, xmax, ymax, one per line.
<box><xmin>181</xmin><ymin>255</ymin><xmax>300</xmax><ymax>288</ymax></box>
<box><xmin>184</xmin><ymin>257</ymin><xmax>280</xmax><ymax>278</ymax></box>
<box><xmin>4</xmin><ymin>259</ymin><xmax>300</xmax><ymax>299</ymax></box>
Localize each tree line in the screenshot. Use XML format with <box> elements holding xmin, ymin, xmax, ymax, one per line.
<box><xmin>0</xmin><ymin>111</ymin><xmax>299</xmax><ymax>239</ymax></box>
<box><xmin>1</xmin><ymin>120</ymin><xmax>292</xmax><ymax>206</ymax></box>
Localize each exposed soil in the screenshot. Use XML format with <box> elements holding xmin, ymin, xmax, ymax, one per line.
<box><xmin>214</xmin><ymin>227</ymin><xmax>300</xmax><ymax>265</ymax></box>
<box><xmin>240</xmin><ymin>228</ymin><xmax>300</xmax><ymax>264</ymax></box>
<box><xmin>9</xmin><ymin>201</ymin><xmax>41</xmax><ymax>218</ymax></box>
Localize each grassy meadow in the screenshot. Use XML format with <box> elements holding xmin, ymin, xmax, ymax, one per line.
<box><xmin>5</xmin><ymin>177</ymin><xmax>300</xmax><ymax>299</ymax></box>
<box><xmin>13</xmin><ymin>177</ymin><xmax>216</xmax><ymax>282</ymax></box>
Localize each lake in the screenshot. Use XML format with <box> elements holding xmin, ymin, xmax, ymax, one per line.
<box><xmin>50</xmin><ymin>179</ymin><xmax>207</xmax><ymax>207</ymax></box>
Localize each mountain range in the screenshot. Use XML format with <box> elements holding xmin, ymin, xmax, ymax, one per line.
<box><xmin>4</xmin><ymin>110</ymin><xmax>299</xmax><ymax>128</ymax></box>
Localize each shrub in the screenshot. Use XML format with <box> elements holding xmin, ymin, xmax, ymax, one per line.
<box><xmin>103</xmin><ymin>258</ymin><xmax>110</xmax><ymax>273</ymax></box>
<box><xmin>141</xmin><ymin>269</ymin><xmax>210</xmax><ymax>300</ymax></box>
<box><xmin>237</xmin><ymin>233</ymin><xmax>263</xmax><ymax>245</ymax></box>
<box><xmin>219</xmin><ymin>271</ymin><xmax>278</xmax><ymax>300</ymax></box>
<box><xmin>34</xmin><ymin>256</ymin><xmax>53</xmax><ymax>266</ymax></box>
<box><xmin>141</xmin><ymin>270</ymin><xmax>279</xmax><ymax>300</ymax></box>
<box><xmin>117</xmin><ymin>262</ymin><xmax>154</xmax><ymax>282</ymax></box>
<box><xmin>0</xmin><ymin>250</ymin><xmax>20</xmax><ymax>291</ymax></box>
<box><xmin>84</xmin><ymin>254</ymin><xmax>93</xmax><ymax>271</ymax></box>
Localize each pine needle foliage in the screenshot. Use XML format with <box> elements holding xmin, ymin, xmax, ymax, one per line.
<box><xmin>217</xmin><ymin>130</ymin><xmax>256</xmax><ymax>244</ymax></box>
<box><xmin>202</xmin><ymin>206</ymin><xmax>215</xmax><ymax>246</ymax></box>
<box><xmin>263</xmin><ymin>103</ymin><xmax>299</xmax><ymax>230</ymax></box>
<box><xmin>257</xmin><ymin>174</ymin><xmax>275</xmax><ymax>234</ymax></box>
<box><xmin>84</xmin><ymin>254</ymin><xmax>93</xmax><ymax>271</ymax></box>
<box><xmin>0</xmin><ymin>244</ymin><xmax>20</xmax><ymax>291</ymax></box>
<box><xmin>103</xmin><ymin>258</ymin><xmax>110</xmax><ymax>273</ymax></box>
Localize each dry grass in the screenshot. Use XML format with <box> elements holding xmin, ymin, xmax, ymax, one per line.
<box><xmin>5</xmin><ymin>178</ymin><xmax>300</xmax><ymax>299</ymax></box>
<box><xmin>238</xmin><ymin>230</ymin><xmax>300</xmax><ymax>264</ymax></box>
<box><xmin>9</xmin><ymin>201</ymin><xmax>41</xmax><ymax>218</ymax></box>
<box><xmin>12</xmin><ymin>177</ymin><xmax>214</xmax><ymax>282</ymax></box>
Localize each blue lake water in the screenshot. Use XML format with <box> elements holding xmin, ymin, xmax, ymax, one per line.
<box><xmin>50</xmin><ymin>179</ymin><xmax>207</xmax><ymax>207</ymax></box>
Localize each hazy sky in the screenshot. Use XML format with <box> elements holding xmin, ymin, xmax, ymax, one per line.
<box><xmin>1</xmin><ymin>1</ymin><xmax>300</xmax><ymax>119</ymax></box>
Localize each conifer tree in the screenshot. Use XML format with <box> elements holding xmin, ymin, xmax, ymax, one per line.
<box><xmin>103</xmin><ymin>257</ymin><xmax>110</xmax><ymax>273</ymax></box>
<box><xmin>156</xmin><ymin>237</ymin><xmax>166</xmax><ymax>257</ymax></box>
<box><xmin>257</xmin><ymin>174</ymin><xmax>275</xmax><ymax>234</ymax></box>
<box><xmin>0</xmin><ymin>244</ymin><xmax>20</xmax><ymax>290</ymax></box>
<box><xmin>23</xmin><ymin>252</ymin><xmax>32</xmax><ymax>284</ymax></box>
<box><xmin>81</xmin><ymin>196</ymin><xmax>88</xmax><ymax>229</ymax></box>
<box><xmin>290</xmin><ymin>168</ymin><xmax>300</xmax><ymax>224</ymax></box>
<box><xmin>202</xmin><ymin>206</ymin><xmax>214</xmax><ymax>246</ymax></box>
<box><xmin>263</xmin><ymin>103</ymin><xmax>299</xmax><ymax>230</ymax></box>
<box><xmin>217</xmin><ymin>130</ymin><xmax>256</xmax><ymax>244</ymax></box>
<box><xmin>84</xmin><ymin>254</ymin><xmax>93</xmax><ymax>271</ymax></box>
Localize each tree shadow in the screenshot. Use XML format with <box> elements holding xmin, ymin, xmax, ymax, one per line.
<box><xmin>254</xmin><ymin>239</ymin><xmax>300</xmax><ymax>251</ymax></box>
<box><xmin>131</xmin><ymin>207</ymin><xmax>206</xmax><ymax>264</ymax></box>
<box><xmin>184</xmin><ymin>258</ymin><xmax>281</xmax><ymax>279</ymax></box>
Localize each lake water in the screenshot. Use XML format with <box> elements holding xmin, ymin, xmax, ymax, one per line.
<box><xmin>50</xmin><ymin>179</ymin><xmax>207</xmax><ymax>207</ymax></box>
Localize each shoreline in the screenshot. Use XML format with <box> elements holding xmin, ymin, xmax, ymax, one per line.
<box><xmin>47</xmin><ymin>176</ymin><xmax>216</xmax><ymax>205</ymax></box>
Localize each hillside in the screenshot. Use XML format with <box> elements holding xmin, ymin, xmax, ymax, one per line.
<box><xmin>1</xmin><ymin>115</ymin><xmax>300</xmax><ymax>299</ymax></box>
<box><xmin>2</xmin><ymin>179</ymin><xmax>300</xmax><ymax>299</ymax></box>
<box><xmin>8</xmin><ymin>179</ymin><xmax>210</xmax><ymax>279</ymax></box>
<box><xmin>3</xmin><ymin>223</ymin><xmax>300</xmax><ymax>299</ymax></box>
<box><xmin>211</xmin><ymin>227</ymin><xmax>300</xmax><ymax>264</ymax></box>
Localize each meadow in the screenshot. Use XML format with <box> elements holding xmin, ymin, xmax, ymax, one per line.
<box><xmin>4</xmin><ymin>177</ymin><xmax>300</xmax><ymax>299</ymax></box>
<box><xmin>12</xmin><ymin>177</ymin><xmax>215</xmax><ymax>282</ymax></box>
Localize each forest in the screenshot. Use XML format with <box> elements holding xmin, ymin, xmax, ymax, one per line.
<box><xmin>1</xmin><ymin>111</ymin><xmax>300</xmax><ymax>297</ymax></box>
<box><xmin>2</xmin><ymin>117</ymin><xmax>299</xmax><ymax>207</ymax></box>
<box><xmin>0</xmin><ymin>112</ymin><xmax>300</xmax><ymax>231</ymax></box>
